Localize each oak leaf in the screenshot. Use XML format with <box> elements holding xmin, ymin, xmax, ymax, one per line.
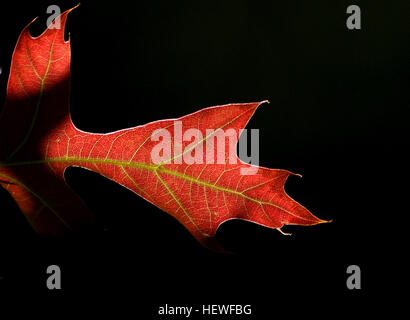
<box><xmin>0</xmin><ymin>7</ymin><xmax>328</xmax><ymax>251</ymax></box>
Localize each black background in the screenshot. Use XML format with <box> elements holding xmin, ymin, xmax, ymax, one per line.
<box><xmin>0</xmin><ymin>0</ymin><xmax>408</xmax><ymax>316</ymax></box>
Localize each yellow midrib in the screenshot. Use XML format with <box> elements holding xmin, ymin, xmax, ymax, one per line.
<box><xmin>0</xmin><ymin>156</ymin><xmax>316</xmax><ymax>223</ymax></box>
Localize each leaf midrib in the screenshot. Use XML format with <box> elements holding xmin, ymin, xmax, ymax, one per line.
<box><xmin>0</xmin><ymin>156</ymin><xmax>316</xmax><ymax>223</ymax></box>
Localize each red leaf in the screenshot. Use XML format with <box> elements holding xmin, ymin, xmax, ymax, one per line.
<box><xmin>0</xmin><ymin>7</ymin><xmax>329</xmax><ymax>251</ymax></box>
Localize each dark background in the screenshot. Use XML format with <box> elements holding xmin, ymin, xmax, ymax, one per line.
<box><xmin>0</xmin><ymin>0</ymin><xmax>408</xmax><ymax>316</ymax></box>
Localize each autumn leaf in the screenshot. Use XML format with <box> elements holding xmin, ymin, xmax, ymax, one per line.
<box><xmin>0</xmin><ymin>7</ymin><xmax>329</xmax><ymax>251</ymax></box>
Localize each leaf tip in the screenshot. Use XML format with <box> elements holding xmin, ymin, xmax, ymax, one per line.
<box><xmin>321</xmin><ymin>218</ymin><xmax>333</xmax><ymax>224</ymax></box>
<box><xmin>69</xmin><ymin>3</ymin><xmax>81</xmax><ymax>13</ymax></box>
<box><xmin>22</xmin><ymin>16</ymin><xmax>39</xmax><ymax>36</ymax></box>
<box><xmin>315</xmin><ymin>217</ymin><xmax>333</xmax><ymax>225</ymax></box>
<box><xmin>256</xmin><ymin>100</ymin><xmax>269</xmax><ymax>108</ymax></box>
<box><xmin>277</xmin><ymin>228</ymin><xmax>292</xmax><ymax>236</ymax></box>
<box><xmin>30</xmin><ymin>16</ymin><xmax>39</xmax><ymax>24</ymax></box>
